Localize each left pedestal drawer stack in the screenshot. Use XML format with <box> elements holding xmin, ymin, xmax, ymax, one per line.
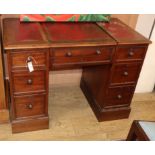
<box><xmin>7</xmin><ymin>49</ymin><xmax>49</xmax><ymax>133</ymax></box>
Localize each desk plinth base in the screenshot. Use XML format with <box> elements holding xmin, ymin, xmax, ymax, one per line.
<box><xmin>80</xmin><ymin>79</ymin><xmax>131</xmax><ymax>122</ymax></box>
<box><xmin>12</xmin><ymin>116</ymin><xmax>49</xmax><ymax>133</ymax></box>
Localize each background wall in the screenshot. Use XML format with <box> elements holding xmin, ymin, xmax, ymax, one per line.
<box><xmin>112</xmin><ymin>14</ymin><xmax>138</xmax><ymax>28</ymax></box>
<box><xmin>135</xmin><ymin>14</ymin><xmax>155</xmax><ymax>93</ymax></box>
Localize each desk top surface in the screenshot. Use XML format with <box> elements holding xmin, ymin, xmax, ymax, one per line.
<box><xmin>3</xmin><ymin>18</ymin><xmax>49</xmax><ymax>49</ymax></box>
<box><xmin>42</xmin><ymin>22</ymin><xmax>115</xmax><ymax>45</ymax></box>
<box><xmin>2</xmin><ymin>18</ymin><xmax>151</xmax><ymax>50</ymax></box>
<box><xmin>97</xmin><ymin>18</ymin><xmax>151</xmax><ymax>45</ymax></box>
<box><xmin>2</xmin><ymin>18</ymin><xmax>116</xmax><ymax>50</ymax></box>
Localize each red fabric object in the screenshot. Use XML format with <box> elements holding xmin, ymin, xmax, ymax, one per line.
<box><xmin>20</xmin><ymin>14</ymin><xmax>111</xmax><ymax>22</ymax></box>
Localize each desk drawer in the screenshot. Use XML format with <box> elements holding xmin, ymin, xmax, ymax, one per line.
<box><xmin>51</xmin><ymin>46</ymin><xmax>114</xmax><ymax>64</ymax></box>
<box><xmin>10</xmin><ymin>49</ymin><xmax>47</xmax><ymax>69</ymax></box>
<box><xmin>14</xmin><ymin>94</ymin><xmax>46</xmax><ymax>119</ymax></box>
<box><xmin>103</xmin><ymin>86</ymin><xmax>135</xmax><ymax>108</ymax></box>
<box><xmin>12</xmin><ymin>70</ymin><xmax>46</xmax><ymax>94</ymax></box>
<box><xmin>115</xmin><ymin>46</ymin><xmax>147</xmax><ymax>62</ymax></box>
<box><xmin>110</xmin><ymin>62</ymin><xmax>141</xmax><ymax>85</ymax></box>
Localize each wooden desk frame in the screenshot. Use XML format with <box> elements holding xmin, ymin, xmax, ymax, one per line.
<box><xmin>2</xmin><ymin>18</ymin><xmax>151</xmax><ymax>133</ymax></box>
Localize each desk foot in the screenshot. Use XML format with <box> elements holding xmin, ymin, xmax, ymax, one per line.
<box><xmin>80</xmin><ymin>79</ymin><xmax>131</xmax><ymax>122</ymax></box>
<box><xmin>12</xmin><ymin>116</ymin><xmax>49</xmax><ymax>133</ymax></box>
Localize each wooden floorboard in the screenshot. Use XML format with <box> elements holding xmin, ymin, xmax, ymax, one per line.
<box><xmin>0</xmin><ymin>86</ymin><xmax>155</xmax><ymax>140</ymax></box>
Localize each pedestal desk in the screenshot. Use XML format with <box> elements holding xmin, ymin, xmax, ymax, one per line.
<box><xmin>2</xmin><ymin>18</ymin><xmax>151</xmax><ymax>133</ymax></box>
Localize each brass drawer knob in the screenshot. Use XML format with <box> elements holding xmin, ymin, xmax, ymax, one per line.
<box><xmin>123</xmin><ymin>71</ymin><xmax>128</xmax><ymax>76</ymax></box>
<box><xmin>117</xmin><ymin>94</ymin><xmax>122</xmax><ymax>99</ymax></box>
<box><xmin>27</xmin><ymin>104</ymin><xmax>33</xmax><ymax>109</ymax></box>
<box><xmin>96</xmin><ymin>50</ymin><xmax>101</xmax><ymax>55</ymax></box>
<box><xmin>27</xmin><ymin>79</ymin><xmax>33</xmax><ymax>85</ymax></box>
<box><xmin>66</xmin><ymin>52</ymin><xmax>72</xmax><ymax>57</ymax></box>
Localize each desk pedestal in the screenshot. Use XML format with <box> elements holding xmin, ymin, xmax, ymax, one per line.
<box><xmin>81</xmin><ymin>65</ymin><xmax>131</xmax><ymax>121</ymax></box>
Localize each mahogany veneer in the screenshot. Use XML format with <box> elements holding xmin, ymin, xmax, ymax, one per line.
<box><xmin>2</xmin><ymin>18</ymin><xmax>151</xmax><ymax>133</ymax></box>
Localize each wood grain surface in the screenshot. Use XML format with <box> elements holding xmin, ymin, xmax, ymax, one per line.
<box><xmin>1</xmin><ymin>17</ymin><xmax>151</xmax><ymax>133</ymax></box>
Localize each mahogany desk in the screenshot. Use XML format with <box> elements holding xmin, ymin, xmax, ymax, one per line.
<box><xmin>2</xmin><ymin>18</ymin><xmax>151</xmax><ymax>133</ymax></box>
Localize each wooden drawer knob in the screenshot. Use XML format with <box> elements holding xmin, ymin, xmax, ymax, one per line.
<box><xmin>27</xmin><ymin>104</ymin><xmax>33</xmax><ymax>109</ymax></box>
<box><xmin>117</xmin><ymin>94</ymin><xmax>122</xmax><ymax>99</ymax></box>
<box><xmin>123</xmin><ymin>71</ymin><xmax>128</xmax><ymax>76</ymax></box>
<box><xmin>96</xmin><ymin>50</ymin><xmax>101</xmax><ymax>55</ymax></box>
<box><xmin>128</xmin><ymin>51</ymin><xmax>134</xmax><ymax>57</ymax></box>
<box><xmin>66</xmin><ymin>52</ymin><xmax>72</xmax><ymax>57</ymax></box>
<box><xmin>27</xmin><ymin>79</ymin><xmax>33</xmax><ymax>85</ymax></box>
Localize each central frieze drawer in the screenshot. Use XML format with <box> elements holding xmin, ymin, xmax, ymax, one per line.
<box><xmin>14</xmin><ymin>94</ymin><xmax>46</xmax><ymax>119</ymax></box>
<box><xmin>12</xmin><ymin>70</ymin><xmax>46</xmax><ymax>94</ymax></box>
<box><xmin>51</xmin><ymin>46</ymin><xmax>114</xmax><ymax>64</ymax></box>
<box><xmin>110</xmin><ymin>62</ymin><xmax>142</xmax><ymax>85</ymax></box>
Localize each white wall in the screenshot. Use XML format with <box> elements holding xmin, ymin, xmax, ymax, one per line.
<box><xmin>135</xmin><ymin>14</ymin><xmax>155</xmax><ymax>93</ymax></box>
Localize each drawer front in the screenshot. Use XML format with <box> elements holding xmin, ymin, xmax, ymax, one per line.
<box><xmin>10</xmin><ymin>49</ymin><xmax>47</xmax><ymax>69</ymax></box>
<box><xmin>104</xmin><ymin>86</ymin><xmax>135</xmax><ymax>108</ymax></box>
<box><xmin>111</xmin><ymin>63</ymin><xmax>141</xmax><ymax>85</ymax></box>
<box><xmin>51</xmin><ymin>46</ymin><xmax>114</xmax><ymax>64</ymax></box>
<box><xmin>115</xmin><ymin>46</ymin><xmax>147</xmax><ymax>62</ymax></box>
<box><xmin>14</xmin><ymin>94</ymin><xmax>46</xmax><ymax>119</ymax></box>
<box><xmin>12</xmin><ymin>70</ymin><xmax>46</xmax><ymax>94</ymax></box>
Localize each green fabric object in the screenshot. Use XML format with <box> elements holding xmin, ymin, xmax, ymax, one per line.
<box><xmin>20</xmin><ymin>14</ymin><xmax>111</xmax><ymax>22</ymax></box>
<box><xmin>78</xmin><ymin>14</ymin><xmax>110</xmax><ymax>22</ymax></box>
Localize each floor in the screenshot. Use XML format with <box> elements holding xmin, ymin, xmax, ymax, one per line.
<box><xmin>0</xmin><ymin>85</ymin><xmax>155</xmax><ymax>140</ymax></box>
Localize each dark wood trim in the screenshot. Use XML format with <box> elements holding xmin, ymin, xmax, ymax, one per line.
<box><xmin>12</xmin><ymin>116</ymin><xmax>49</xmax><ymax>133</ymax></box>
<box><xmin>126</xmin><ymin>120</ymin><xmax>150</xmax><ymax>141</ymax></box>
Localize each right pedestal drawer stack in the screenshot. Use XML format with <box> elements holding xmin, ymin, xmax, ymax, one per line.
<box><xmin>109</xmin><ymin>46</ymin><xmax>147</xmax><ymax>105</ymax></box>
<box><xmin>97</xmin><ymin>18</ymin><xmax>151</xmax><ymax>120</ymax></box>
